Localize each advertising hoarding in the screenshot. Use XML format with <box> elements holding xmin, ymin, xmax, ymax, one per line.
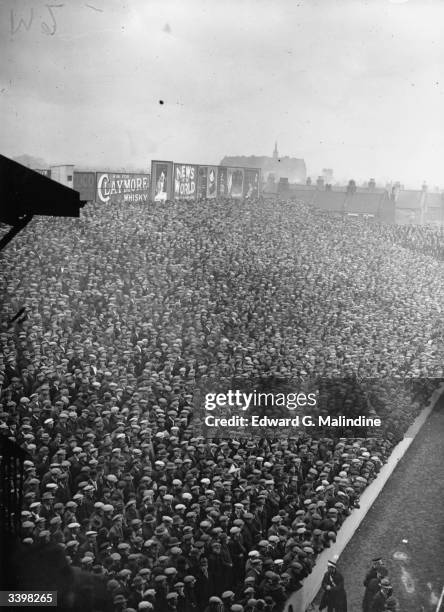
<box><xmin>151</xmin><ymin>160</ymin><xmax>173</xmax><ymax>202</ymax></box>
<box><xmin>73</xmin><ymin>172</ymin><xmax>96</xmax><ymax>202</ymax></box>
<box><xmin>197</xmin><ymin>166</ymin><xmax>207</xmax><ymax>199</ymax></box>
<box><xmin>96</xmin><ymin>172</ymin><xmax>150</xmax><ymax>204</ymax></box>
<box><xmin>218</xmin><ymin>166</ymin><xmax>228</xmax><ymax>197</ymax></box>
<box><xmin>197</xmin><ymin>166</ymin><xmax>218</xmax><ymax>199</ymax></box>
<box><xmin>173</xmin><ymin>163</ymin><xmax>198</xmax><ymax>200</ymax></box>
<box><xmin>206</xmin><ymin>166</ymin><xmax>218</xmax><ymax>198</ymax></box>
<box><xmin>227</xmin><ymin>167</ymin><xmax>244</xmax><ymax>198</ymax></box>
<box><xmin>244</xmin><ymin>168</ymin><xmax>261</xmax><ymax>198</ymax></box>
<box><xmin>150</xmin><ymin>161</ymin><xmax>258</xmax><ymax>201</ymax></box>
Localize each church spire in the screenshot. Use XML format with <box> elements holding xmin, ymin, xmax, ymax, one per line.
<box><xmin>273</xmin><ymin>141</ymin><xmax>279</xmax><ymax>159</ymax></box>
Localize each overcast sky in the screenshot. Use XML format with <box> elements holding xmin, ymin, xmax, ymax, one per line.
<box><xmin>1</xmin><ymin>0</ymin><xmax>444</xmax><ymax>187</ymax></box>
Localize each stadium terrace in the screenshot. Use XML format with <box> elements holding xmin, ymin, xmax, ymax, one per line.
<box><xmin>0</xmin><ymin>196</ymin><xmax>443</xmax><ymax>611</ymax></box>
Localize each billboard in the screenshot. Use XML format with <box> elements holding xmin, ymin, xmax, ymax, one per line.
<box><xmin>197</xmin><ymin>166</ymin><xmax>207</xmax><ymax>200</ymax></box>
<box><xmin>173</xmin><ymin>163</ymin><xmax>198</xmax><ymax>200</ymax></box>
<box><xmin>206</xmin><ymin>166</ymin><xmax>218</xmax><ymax>198</ymax></box>
<box><xmin>96</xmin><ymin>172</ymin><xmax>149</xmax><ymax>204</ymax></box>
<box><xmin>197</xmin><ymin>166</ymin><xmax>218</xmax><ymax>199</ymax></box>
<box><xmin>218</xmin><ymin>166</ymin><xmax>228</xmax><ymax>197</ymax></box>
<box><xmin>73</xmin><ymin>172</ymin><xmax>96</xmax><ymax>202</ymax></box>
<box><xmin>151</xmin><ymin>160</ymin><xmax>173</xmax><ymax>202</ymax></box>
<box><xmin>227</xmin><ymin>167</ymin><xmax>244</xmax><ymax>198</ymax></box>
<box><xmin>244</xmin><ymin>168</ymin><xmax>261</xmax><ymax>198</ymax></box>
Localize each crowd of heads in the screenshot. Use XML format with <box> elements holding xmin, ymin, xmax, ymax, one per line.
<box><xmin>0</xmin><ymin>197</ymin><xmax>443</xmax><ymax>611</ymax></box>
<box><xmin>383</xmin><ymin>223</ymin><xmax>444</xmax><ymax>261</ymax></box>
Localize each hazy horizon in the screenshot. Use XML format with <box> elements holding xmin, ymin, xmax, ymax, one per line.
<box><xmin>1</xmin><ymin>0</ymin><xmax>444</xmax><ymax>189</ymax></box>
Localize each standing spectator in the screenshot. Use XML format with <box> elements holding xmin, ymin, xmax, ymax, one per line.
<box><xmin>319</xmin><ymin>560</ymin><xmax>347</xmax><ymax>612</ymax></box>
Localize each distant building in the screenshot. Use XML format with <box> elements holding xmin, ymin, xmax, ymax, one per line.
<box><xmin>423</xmin><ymin>192</ymin><xmax>444</xmax><ymax>226</ymax></box>
<box><xmin>273</xmin><ymin>142</ymin><xmax>279</xmax><ymax>160</ymax></box>
<box><xmin>287</xmin><ymin>184</ymin><xmax>394</xmax><ymax>223</ymax></box>
<box><xmin>50</xmin><ymin>164</ymin><xmax>74</xmax><ymax>188</ymax></box>
<box><xmin>220</xmin><ymin>143</ymin><xmax>306</xmax><ymax>184</ymax></box>
<box><xmin>394</xmin><ymin>190</ymin><xmax>425</xmax><ymax>225</ymax></box>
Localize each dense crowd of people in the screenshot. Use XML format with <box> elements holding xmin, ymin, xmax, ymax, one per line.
<box><xmin>384</xmin><ymin>223</ymin><xmax>444</xmax><ymax>261</ymax></box>
<box><xmin>1</xmin><ymin>197</ymin><xmax>443</xmax><ymax>611</ymax></box>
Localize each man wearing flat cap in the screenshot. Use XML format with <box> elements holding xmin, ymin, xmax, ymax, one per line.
<box><xmin>203</xmin><ymin>596</ymin><xmax>224</xmax><ymax>612</ymax></box>
<box><xmin>183</xmin><ymin>575</ymin><xmax>198</xmax><ymax>611</ymax></box>
<box><xmin>166</xmin><ymin>591</ymin><xmax>179</xmax><ymax>610</ymax></box>
<box><xmin>195</xmin><ymin>557</ymin><xmax>212</xmax><ymax>610</ymax></box>
<box><xmin>228</xmin><ymin>527</ymin><xmax>247</xmax><ymax>584</ymax></box>
<box><xmin>209</xmin><ymin>541</ymin><xmax>232</xmax><ymax>594</ymax></box>
<box><xmin>221</xmin><ymin>590</ymin><xmax>235</xmax><ymax>612</ymax></box>
<box><xmin>154</xmin><ymin>574</ymin><xmax>168</xmax><ymax>611</ymax></box>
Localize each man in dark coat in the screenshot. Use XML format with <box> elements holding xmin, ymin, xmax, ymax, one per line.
<box><xmin>369</xmin><ymin>578</ymin><xmax>392</xmax><ymax>612</ymax></box>
<box><xmin>319</xmin><ymin>560</ymin><xmax>347</xmax><ymax>612</ymax></box>
<box><xmin>195</xmin><ymin>557</ymin><xmax>212</xmax><ymax>610</ymax></box>
<box><xmin>208</xmin><ymin>542</ymin><xmax>228</xmax><ymax>595</ymax></box>
<box><xmin>362</xmin><ymin>565</ymin><xmax>389</xmax><ymax>612</ymax></box>
<box><xmin>363</xmin><ymin>557</ymin><xmax>385</xmax><ymax>588</ymax></box>
<box><xmin>265</xmin><ymin>574</ymin><xmax>287</xmax><ymax>612</ymax></box>
<box><xmin>183</xmin><ymin>575</ymin><xmax>198</xmax><ymax>612</ymax></box>
<box><xmin>228</xmin><ymin>527</ymin><xmax>247</xmax><ymax>585</ymax></box>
